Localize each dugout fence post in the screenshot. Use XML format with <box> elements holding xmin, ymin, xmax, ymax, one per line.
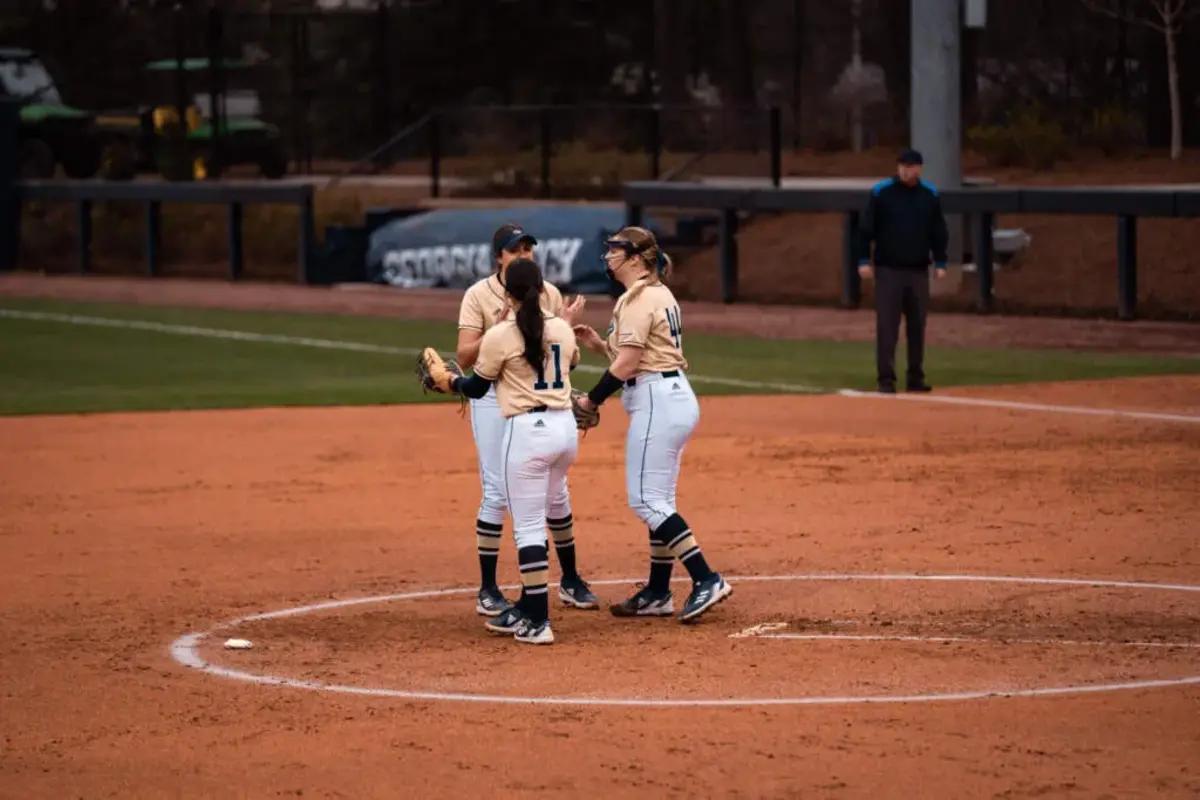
<box><xmin>841</xmin><ymin>210</ymin><xmax>861</xmax><ymax>308</ymax></box>
<box><xmin>298</xmin><ymin>186</ymin><xmax>315</xmax><ymax>284</ymax></box>
<box><xmin>719</xmin><ymin>208</ymin><xmax>739</xmax><ymax>303</ymax></box>
<box><xmin>625</xmin><ymin>203</ymin><xmax>643</xmax><ymax>228</ymax></box>
<box><xmin>145</xmin><ymin>201</ymin><xmax>161</xmax><ymax>276</ymax></box>
<box><xmin>77</xmin><ymin>200</ymin><xmax>92</xmax><ymax>274</ymax></box>
<box><xmin>975</xmin><ymin>211</ymin><xmax>994</xmax><ymax>312</ymax></box>
<box><xmin>1117</xmin><ymin>214</ymin><xmax>1137</xmax><ymax>320</ymax></box>
<box><xmin>228</xmin><ymin>202</ymin><xmax>244</xmax><ymax>279</ymax></box>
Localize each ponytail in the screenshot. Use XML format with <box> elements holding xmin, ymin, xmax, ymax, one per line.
<box><xmin>503</xmin><ymin>258</ymin><xmax>546</xmax><ymax>373</ymax></box>
<box><xmin>516</xmin><ymin>286</ymin><xmax>545</xmax><ymax>373</ymax></box>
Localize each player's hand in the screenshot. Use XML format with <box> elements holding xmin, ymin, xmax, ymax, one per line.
<box><xmin>573</xmin><ymin>324</ymin><xmax>604</xmax><ymax>352</ymax></box>
<box><xmin>934</xmin><ymin>268</ymin><xmax>947</xmax><ymax>280</ymax></box>
<box><xmin>561</xmin><ymin>295</ymin><xmax>586</xmax><ymax>326</ymax></box>
<box><xmin>857</xmin><ymin>265</ymin><xmax>873</xmax><ymax>280</ymax></box>
<box><xmin>575</xmin><ymin>394</ymin><xmax>596</xmax><ymax>413</ymax></box>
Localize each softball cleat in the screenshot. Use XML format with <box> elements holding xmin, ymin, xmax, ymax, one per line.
<box><xmin>514</xmin><ymin>617</ymin><xmax>555</xmax><ymax>645</ymax></box>
<box><xmin>609</xmin><ymin>585</ymin><xmax>675</xmax><ymax>617</ymax></box>
<box><xmin>485</xmin><ymin>606</ymin><xmax>525</xmax><ymax>635</ymax></box>
<box><xmin>558</xmin><ymin>576</ymin><xmax>600</xmax><ymax>609</ymax></box>
<box><xmin>476</xmin><ymin>586</ymin><xmax>513</xmax><ymax>617</ymax></box>
<box><xmin>679</xmin><ymin>573</ymin><xmax>732</xmax><ymax>623</ymax></box>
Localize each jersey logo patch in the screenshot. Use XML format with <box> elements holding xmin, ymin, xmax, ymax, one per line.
<box><xmin>534</xmin><ymin>420</ymin><xmax>546</xmax><ymax>428</ymax></box>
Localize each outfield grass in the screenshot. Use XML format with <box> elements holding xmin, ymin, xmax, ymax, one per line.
<box><xmin>1</xmin><ymin>296</ymin><xmax>1197</xmax><ymax>416</ymax></box>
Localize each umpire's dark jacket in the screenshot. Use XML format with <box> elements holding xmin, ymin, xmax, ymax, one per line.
<box><xmin>857</xmin><ymin>178</ymin><xmax>949</xmax><ymax>269</ymax></box>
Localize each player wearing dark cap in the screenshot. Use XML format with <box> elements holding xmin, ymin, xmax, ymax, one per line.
<box><xmin>857</xmin><ymin>149</ymin><xmax>949</xmax><ymax>394</ymax></box>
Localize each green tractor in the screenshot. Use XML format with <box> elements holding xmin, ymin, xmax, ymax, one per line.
<box><xmin>113</xmin><ymin>57</ymin><xmax>287</xmax><ymax>181</ymax></box>
<box><xmin>0</xmin><ymin>47</ymin><xmax>102</xmax><ymax>178</ymax></box>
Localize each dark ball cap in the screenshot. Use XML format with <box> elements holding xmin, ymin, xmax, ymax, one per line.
<box><xmin>897</xmin><ymin>148</ymin><xmax>924</xmax><ymax>165</ymax></box>
<box><xmin>492</xmin><ymin>224</ymin><xmax>538</xmax><ymax>257</ymax></box>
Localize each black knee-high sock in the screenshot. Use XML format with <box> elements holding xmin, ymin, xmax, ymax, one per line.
<box><xmin>647</xmin><ymin>527</ymin><xmax>674</xmax><ymax>593</ymax></box>
<box><xmin>657</xmin><ymin>513</ymin><xmax>714</xmax><ymax>583</ymax></box>
<box><xmin>476</xmin><ymin>519</ymin><xmax>503</xmax><ymax>589</ymax></box>
<box><xmin>547</xmin><ymin>514</ymin><xmax>579</xmax><ymax>581</ymax></box>
<box><xmin>517</xmin><ymin>543</ymin><xmax>550</xmax><ymax>623</ymax></box>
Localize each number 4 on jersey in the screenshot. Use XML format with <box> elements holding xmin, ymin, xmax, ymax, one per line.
<box><xmin>533</xmin><ymin>343</ymin><xmax>564</xmax><ymax>390</ymax></box>
<box><xmin>665</xmin><ymin>305</ymin><xmax>683</xmax><ymax>349</ymax></box>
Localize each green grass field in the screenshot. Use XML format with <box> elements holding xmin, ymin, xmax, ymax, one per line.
<box><xmin>1</xmin><ymin>296</ymin><xmax>1197</xmax><ymax>416</ymax></box>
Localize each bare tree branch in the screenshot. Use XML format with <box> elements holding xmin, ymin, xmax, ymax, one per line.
<box><xmin>1079</xmin><ymin>0</ymin><xmax>1169</xmax><ymax>32</ymax></box>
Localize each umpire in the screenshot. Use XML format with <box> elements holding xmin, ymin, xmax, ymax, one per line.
<box><xmin>857</xmin><ymin>149</ymin><xmax>949</xmax><ymax>394</ymax></box>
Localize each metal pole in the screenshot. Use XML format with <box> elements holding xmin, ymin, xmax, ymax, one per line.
<box><xmin>78</xmin><ymin>200</ymin><xmax>92</xmax><ymax>274</ymax></box>
<box><xmin>539</xmin><ymin>107</ymin><xmax>551</xmax><ymax>197</ymax></box>
<box><xmin>145</xmin><ymin>201</ymin><xmax>161</xmax><ymax>277</ymax></box>
<box><xmin>975</xmin><ymin>211</ymin><xmax>994</xmax><ymax>312</ymax></box>
<box><xmin>228</xmin><ymin>202</ymin><xmax>243</xmax><ymax>280</ymax></box>
<box><xmin>911</xmin><ymin>0</ymin><xmax>962</xmax><ymax>259</ymax></box>
<box><xmin>298</xmin><ymin>188</ymin><xmax>315</xmax><ymax>284</ymax></box>
<box><xmin>769</xmin><ymin>105</ymin><xmax>782</xmax><ymax>187</ymax></box>
<box><xmin>841</xmin><ymin>211</ymin><xmax>861</xmax><ymax>308</ymax></box>
<box><xmin>1117</xmin><ymin>214</ymin><xmax>1137</xmax><ymax>320</ymax></box>
<box><xmin>719</xmin><ymin>208</ymin><xmax>739</xmax><ymax>303</ymax></box>
<box><xmin>626</xmin><ymin>203</ymin><xmax>643</xmax><ymax>228</ymax></box>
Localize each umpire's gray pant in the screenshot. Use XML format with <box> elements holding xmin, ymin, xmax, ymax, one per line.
<box><xmin>874</xmin><ymin>266</ymin><xmax>929</xmax><ymax>388</ymax></box>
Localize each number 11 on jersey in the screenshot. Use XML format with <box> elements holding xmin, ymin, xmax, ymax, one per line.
<box><xmin>533</xmin><ymin>343</ymin><xmax>564</xmax><ymax>390</ymax></box>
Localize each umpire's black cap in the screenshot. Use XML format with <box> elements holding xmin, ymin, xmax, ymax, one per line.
<box><xmin>492</xmin><ymin>224</ymin><xmax>537</xmax><ymax>256</ymax></box>
<box><xmin>897</xmin><ymin>148</ymin><xmax>924</xmax><ymax>165</ymax></box>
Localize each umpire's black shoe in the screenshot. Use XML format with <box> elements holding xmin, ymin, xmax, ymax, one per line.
<box><xmin>680</xmin><ymin>573</ymin><xmax>733</xmax><ymax>624</ymax></box>
<box><xmin>476</xmin><ymin>586</ymin><xmax>512</xmax><ymax>617</ymax></box>
<box><xmin>906</xmin><ymin>382</ymin><xmax>933</xmax><ymax>393</ymax></box>
<box><xmin>877</xmin><ymin>383</ymin><xmax>897</xmax><ymax>394</ymax></box>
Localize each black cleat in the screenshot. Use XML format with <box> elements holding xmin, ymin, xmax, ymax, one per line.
<box><xmin>485</xmin><ymin>605</ymin><xmax>526</xmax><ymax>634</ymax></box>
<box><xmin>609</xmin><ymin>585</ymin><xmax>675</xmax><ymax>617</ymax></box>
<box><xmin>679</xmin><ymin>573</ymin><xmax>733</xmax><ymax>623</ymax></box>
<box><xmin>476</xmin><ymin>586</ymin><xmax>513</xmax><ymax>617</ymax></box>
<box><xmin>558</xmin><ymin>576</ymin><xmax>600</xmax><ymax>610</ymax></box>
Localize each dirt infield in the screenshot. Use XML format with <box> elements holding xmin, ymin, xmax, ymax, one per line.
<box><xmin>2</xmin><ymin>378</ymin><xmax>1199</xmax><ymax>796</ymax></box>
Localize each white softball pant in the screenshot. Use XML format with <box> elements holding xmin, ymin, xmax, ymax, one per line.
<box><xmin>621</xmin><ymin>372</ymin><xmax>699</xmax><ymax>530</ymax></box>
<box><xmin>470</xmin><ymin>388</ymin><xmax>575</xmax><ymax>527</ymax></box>
<box><xmin>500</xmin><ymin>408</ymin><xmax>578</xmax><ymax>549</ymax></box>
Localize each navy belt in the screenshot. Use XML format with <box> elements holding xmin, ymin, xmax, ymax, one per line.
<box><xmin>527</xmin><ymin>405</ymin><xmax>548</xmax><ymax>413</ymax></box>
<box><xmin>626</xmin><ymin>370</ymin><xmax>679</xmax><ymax>388</ymax></box>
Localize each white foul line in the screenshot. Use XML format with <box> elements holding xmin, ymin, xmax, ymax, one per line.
<box><xmin>0</xmin><ymin>308</ymin><xmax>825</xmax><ymax>394</ymax></box>
<box><xmin>168</xmin><ymin>572</ymin><xmax>1200</xmax><ymax>708</ymax></box>
<box><xmin>839</xmin><ymin>388</ymin><xmax>1200</xmax><ymax>424</ymax></box>
<box><xmin>745</xmin><ymin>633</ymin><xmax>1200</xmax><ymax>650</ymax></box>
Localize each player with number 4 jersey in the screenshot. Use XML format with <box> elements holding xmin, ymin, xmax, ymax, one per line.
<box><xmin>574</xmin><ymin>226</ymin><xmax>732</xmax><ymax>623</ymax></box>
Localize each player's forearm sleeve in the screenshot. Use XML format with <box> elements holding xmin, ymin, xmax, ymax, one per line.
<box><xmin>587</xmin><ymin>371</ymin><xmax>624</xmax><ymax>406</ymax></box>
<box><xmin>453</xmin><ymin>373</ymin><xmax>492</xmax><ymax>399</ymax></box>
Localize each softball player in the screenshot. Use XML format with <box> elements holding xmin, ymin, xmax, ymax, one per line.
<box><xmin>449</xmin><ymin>258</ymin><xmax>582</xmax><ymax>645</ymax></box>
<box><xmin>574</xmin><ymin>226</ymin><xmax>732</xmax><ymax>623</ymax></box>
<box><xmin>456</xmin><ymin>224</ymin><xmax>595</xmax><ymax>618</ymax></box>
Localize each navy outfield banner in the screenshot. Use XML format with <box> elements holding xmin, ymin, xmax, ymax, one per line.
<box><xmin>366</xmin><ymin>206</ymin><xmax>653</xmax><ymax>294</ymax></box>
